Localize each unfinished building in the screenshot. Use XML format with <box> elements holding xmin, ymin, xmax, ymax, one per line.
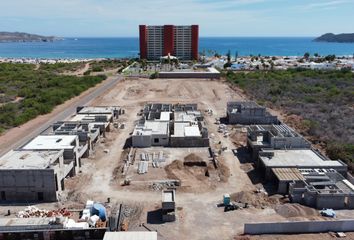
<box><xmin>258</xmin><ymin>149</ymin><xmax>348</xmax><ymax>181</ymax></box>
<box><xmin>170</xmin><ymin>111</ymin><xmax>209</xmax><ymax>147</ymax></box>
<box><xmin>0</xmin><ymin>150</ymin><xmax>73</xmax><ymax>202</ymax></box>
<box><xmin>162</xmin><ymin>189</ymin><xmax>176</xmax><ymax>222</ymax></box>
<box><xmin>132</xmin><ymin>121</ymin><xmax>170</xmax><ymax>147</ymax></box>
<box><xmin>68</xmin><ymin>106</ymin><xmax>122</xmax><ymax>136</ymax></box>
<box><xmin>43</xmin><ymin>121</ymin><xmax>100</xmax><ymax>152</ymax></box>
<box><xmin>132</xmin><ymin>103</ymin><xmax>209</xmax><ymax>148</ymax></box>
<box><xmin>76</xmin><ymin>106</ymin><xmax>122</xmax><ymax>119</ymax></box>
<box><xmin>247</xmin><ymin>124</ymin><xmax>311</xmax><ymax>160</ymax></box>
<box><xmin>20</xmin><ymin>135</ymin><xmax>85</xmax><ymax>173</ymax></box>
<box><xmin>227</xmin><ymin>101</ymin><xmax>279</xmax><ymax>125</ymax></box>
<box><xmin>288</xmin><ymin>168</ymin><xmax>354</xmax><ymax>209</ymax></box>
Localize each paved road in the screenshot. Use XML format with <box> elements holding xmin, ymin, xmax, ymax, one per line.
<box><xmin>0</xmin><ymin>75</ymin><xmax>123</xmax><ymax>156</ymax></box>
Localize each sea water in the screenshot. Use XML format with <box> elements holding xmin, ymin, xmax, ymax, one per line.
<box><xmin>0</xmin><ymin>37</ymin><xmax>353</xmax><ymax>59</ymax></box>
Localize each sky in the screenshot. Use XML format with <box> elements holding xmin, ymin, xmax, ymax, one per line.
<box><xmin>0</xmin><ymin>0</ymin><xmax>353</xmax><ymax>37</ymax></box>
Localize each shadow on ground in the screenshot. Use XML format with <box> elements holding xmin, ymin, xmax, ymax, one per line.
<box><xmin>147</xmin><ymin>209</ymin><xmax>163</xmax><ymax>224</ymax></box>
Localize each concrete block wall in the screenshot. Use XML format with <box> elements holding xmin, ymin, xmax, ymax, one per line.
<box><xmin>244</xmin><ymin>220</ymin><xmax>354</xmax><ymax>235</ymax></box>
<box><xmin>151</xmin><ymin>135</ymin><xmax>169</xmax><ymax>147</ymax></box>
<box><xmin>132</xmin><ymin>135</ymin><xmax>152</xmax><ymax>148</ymax></box>
<box><xmin>170</xmin><ymin>137</ymin><xmax>209</xmax><ymax>147</ymax></box>
<box><xmin>316</xmin><ymin>194</ymin><xmax>346</xmax><ymax>209</ymax></box>
<box><xmin>347</xmin><ymin>195</ymin><xmax>354</xmax><ymax>209</ymax></box>
<box><xmin>0</xmin><ymin>169</ymin><xmax>57</xmax><ymax>202</ymax></box>
<box><xmin>271</xmin><ymin>137</ymin><xmax>311</xmax><ymax>149</ymax></box>
<box><xmin>158</xmin><ymin>72</ymin><xmax>220</xmax><ymax>79</ymax></box>
<box><xmin>228</xmin><ymin>114</ymin><xmax>278</xmax><ymax>125</ymax></box>
<box><xmin>303</xmin><ymin>191</ymin><xmax>317</xmax><ymax>208</ymax></box>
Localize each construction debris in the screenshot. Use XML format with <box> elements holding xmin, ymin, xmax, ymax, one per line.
<box><xmin>138</xmin><ymin>161</ymin><xmax>149</xmax><ymax>174</ymax></box>
<box><xmin>151</xmin><ymin>180</ymin><xmax>179</xmax><ymax>191</ymax></box>
<box><xmin>17</xmin><ymin>206</ymin><xmax>71</xmax><ymax>218</ymax></box>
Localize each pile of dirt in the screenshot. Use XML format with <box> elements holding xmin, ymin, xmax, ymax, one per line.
<box><xmin>218</xmin><ymin>160</ymin><xmax>230</xmax><ymax>182</ymax></box>
<box><xmin>229</xmin><ymin>130</ymin><xmax>247</xmax><ymax>147</ymax></box>
<box><xmin>184</xmin><ymin>153</ymin><xmax>203</xmax><ymax>162</ymax></box>
<box><xmin>184</xmin><ymin>153</ymin><xmax>207</xmax><ymax>167</ymax></box>
<box><xmin>230</xmin><ymin>191</ymin><xmax>280</xmax><ymax>208</ymax></box>
<box><xmin>274</xmin><ymin>203</ymin><xmax>320</xmax><ymax>218</ymax></box>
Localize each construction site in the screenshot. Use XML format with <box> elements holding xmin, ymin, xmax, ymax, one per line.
<box><xmin>0</xmin><ymin>77</ymin><xmax>354</xmax><ymax>240</ymax></box>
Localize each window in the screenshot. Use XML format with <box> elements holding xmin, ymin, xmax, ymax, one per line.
<box><xmin>55</xmin><ymin>174</ymin><xmax>58</xmax><ymax>191</ymax></box>
<box><xmin>154</xmin><ymin>138</ymin><xmax>159</xmax><ymax>143</ymax></box>
<box><xmin>1</xmin><ymin>191</ymin><xmax>6</xmax><ymax>201</ymax></box>
<box><xmin>38</xmin><ymin>192</ymin><xmax>44</xmax><ymax>201</ymax></box>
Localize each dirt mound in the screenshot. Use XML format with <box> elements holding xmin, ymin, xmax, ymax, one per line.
<box><xmin>218</xmin><ymin>160</ymin><xmax>230</xmax><ymax>182</ymax></box>
<box><xmin>184</xmin><ymin>153</ymin><xmax>203</xmax><ymax>162</ymax></box>
<box><xmin>274</xmin><ymin>203</ymin><xmax>320</xmax><ymax>218</ymax></box>
<box><xmin>165</xmin><ymin>160</ymin><xmax>213</xmax><ymax>192</ymax></box>
<box><xmin>184</xmin><ymin>153</ymin><xmax>207</xmax><ymax>167</ymax></box>
<box><xmin>230</xmin><ymin>191</ymin><xmax>280</xmax><ymax>208</ymax></box>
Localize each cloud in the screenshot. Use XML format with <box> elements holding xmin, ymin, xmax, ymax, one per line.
<box><xmin>0</xmin><ymin>0</ymin><xmax>352</xmax><ymax>37</ymax></box>
<box><xmin>302</xmin><ymin>0</ymin><xmax>350</xmax><ymax>10</ymax></box>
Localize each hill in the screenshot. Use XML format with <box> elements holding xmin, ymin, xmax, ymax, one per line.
<box><xmin>0</xmin><ymin>32</ymin><xmax>61</xmax><ymax>43</ymax></box>
<box><xmin>314</xmin><ymin>33</ymin><xmax>354</xmax><ymax>43</ymax></box>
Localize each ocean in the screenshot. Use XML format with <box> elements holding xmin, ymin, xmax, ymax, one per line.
<box><xmin>0</xmin><ymin>37</ymin><xmax>354</xmax><ymax>59</ymax></box>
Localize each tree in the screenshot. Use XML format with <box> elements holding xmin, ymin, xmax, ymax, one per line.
<box><xmin>304</xmin><ymin>52</ymin><xmax>310</xmax><ymax>60</ymax></box>
<box><xmin>325</xmin><ymin>55</ymin><xmax>336</xmax><ymax>62</ymax></box>
<box><xmin>226</xmin><ymin>50</ymin><xmax>231</xmax><ymax>63</ymax></box>
<box><xmin>235</xmin><ymin>51</ymin><xmax>238</xmax><ymax>61</ymax></box>
<box><xmin>314</xmin><ymin>53</ymin><xmax>319</xmax><ymax>58</ymax></box>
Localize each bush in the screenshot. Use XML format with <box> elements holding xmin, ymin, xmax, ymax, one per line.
<box><xmin>83</xmin><ymin>70</ymin><xmax>91</xmax><ymax>76</ymax></box>
<box><xmin>92</xmin><ymin>66</ymin><xmax>103</xmax><ymax>72</ymax></box>
<box><xmin>150</xmin><ymin>72</ymin><xmax>159</xmax><ymax>79</ymax></box>
<box><xmin>224</xmin><ymin>69</ymin><xmax>354</xmax><ymax>164</ymax></box>
<box><xmin>0</xmin><ymin>63</ymin><xmax>106</xmax><ymax>132</ymax></box>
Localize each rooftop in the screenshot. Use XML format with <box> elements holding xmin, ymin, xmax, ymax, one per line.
<box><xmin>159</xmin><ymin>112</ymin><xmax>171</xmax><ymax>121</ymax></box>
<box><xmin>0</xmin><ymin>150</ymin><xmax>62</xmax><ymax>169</ymax></box>
<box><xmin>163</xmin><ymin>190</ymin><xmax>175</xmax><ymax>202</ymax></box>
<box><xmin>22</xmin><ymin>135</ymin><xmax>78</xmax><ymax>150</ymax></box>
<box><xmin>103</xmin><ymin>232</ymin><xmax>157</xmax><ymax>240</ymax></box>
<box><xmin>172</xmin><ymin>122</ymin><xmax>201</xmax><ymax>137</ymax></box>
<box><xmin>77</xmin><ymin>106</ymin><xmax>119</xmax><ymax>115</ymax></box>
<box><xmin>134</xmin><ymin>121</ymin><xmax>169</xmax><ymax>136</ymax></box>
<box><xmin>174</xmin><ymin>112</ymin><xmax>197</xmax><ymax>122</ymax></box>
<box><xmin>0</xmin><ymin>217</ymin><xmax>58</xmax><ymax>228</ymax></box>
<box><xmin>272</xmin><ymin>168</ymin><xmax>305</xmax><ymax>181</ymax></box>
<box><xmin>69</xmin><ymin>114</ymin><xmax>111</xmax><ymax>122</ymax></box>
<box><xmin>260</xmin><ymin>149</ymin><xmax>344</xmax><ymax>168</ymax></box>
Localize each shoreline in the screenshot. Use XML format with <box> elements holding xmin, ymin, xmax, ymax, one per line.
<box><xmin>1</xmin><ymin>55</ymin><xmax>354</xmax><ymax>64</ymax></box>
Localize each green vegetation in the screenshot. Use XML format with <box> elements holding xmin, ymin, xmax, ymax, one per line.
<box><xmin>89</xmin><ymin>59</ymin><xmax>130</xmax><ymax>73</ymax></box>
<box><xmin>39</xmin><ymin>62</ymin><xmax>86</xmax><ymax>73</ymax></box>
<box><xmin>0</xmin><ymin>63</ymin><xmax>106</xmax><ymax>132</ymax></box>
<box><xmin>150</xmin><ymin>72</ymin><xmax>159</xmax><ymax>79</ymax></box>
<box><xmin>225</xmin><ymin>69</ymin><xmax>354</xmax><ymax>166</ymax></box>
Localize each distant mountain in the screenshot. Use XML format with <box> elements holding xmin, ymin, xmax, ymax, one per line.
<box><xmin>0</xmin><ymin>32</ymin><xmax>62</xmax><ymax>43</ymax></box>
<box><xmin>314</xmin><ymin>33</ymin><xmax>354</xmax><ymax>43</ymax></box>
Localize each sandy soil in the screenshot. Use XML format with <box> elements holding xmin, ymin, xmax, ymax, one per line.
<box><xmin>1</xmin><ymin>77</ymin><xmax>353</xmax><ymax>240</ymax></box>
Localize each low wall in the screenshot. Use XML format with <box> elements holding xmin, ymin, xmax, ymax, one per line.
<box><xmin>158</xmin><ymin>72</ymin><xmax>220</xmax><ymax>79</ymax></box>
<box><xmin>347</xmin><ymin>172</ymin><xmax>354</xmax><ymax>184</ymax></box>
<box><xmin>170</xmin><ymin>137</ymin><xmax>209</xmax><ymax>147</ymax></box>
<box><xmin>244</xmin><ymin>219</ymin><xmax>354</xmax><ymax>235</ymax></box>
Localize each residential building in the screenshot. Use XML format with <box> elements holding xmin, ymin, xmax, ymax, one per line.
<box><xmin>139</xmin><ymin>25</ymin><xmax>199</xmax><ymax>60</ymax></box>
<box><xmin>0</xmin><ymin>150</ymin><xmax>73</xmax><ymax>202</ymax></box>
<box><xmin>227</xmin><ymin>101</ymin><xmax>279</xmax><ymax>125</ymax></box>
<box><xmin>247</xmin><ymin>124</ymin><xmax>311</xmax><ymax>160</ymax></box>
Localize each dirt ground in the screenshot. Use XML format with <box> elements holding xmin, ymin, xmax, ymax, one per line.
<box><xmin>1</xmin><ymin>77</ymin><xmax>354</xmax><ymax>240</ymax></box>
